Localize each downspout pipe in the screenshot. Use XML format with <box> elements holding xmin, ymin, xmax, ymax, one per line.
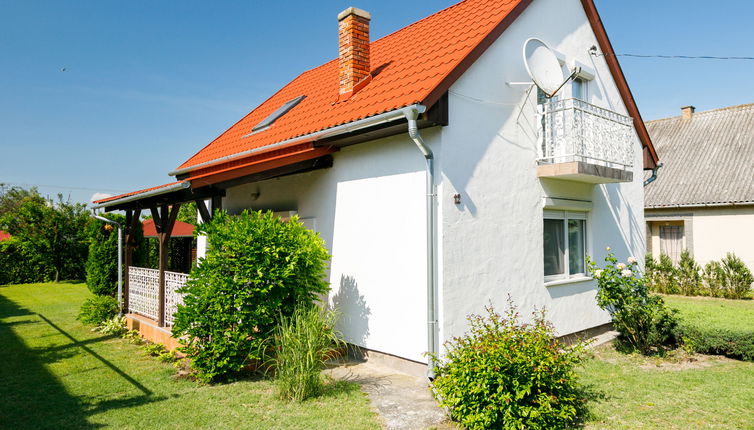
<box><xmin>93</xmin><ymin>214</ymin><xmax>124</xmax><ymax>316</ymax></box>
<box><xmin>402</xmin><ymin>105</ymin><xmax>438</xmax><ymax>379</ymax></box>
<box><xmin>643</xmin><ymin>162</ymin><xmax>663</xmax><ymax>187</ymax></box>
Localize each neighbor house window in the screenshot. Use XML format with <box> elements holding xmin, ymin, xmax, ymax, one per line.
<box><xmin>544</xmin><ymin>210</ymin><xmax>587</xmax><ymax>282</ymax></box>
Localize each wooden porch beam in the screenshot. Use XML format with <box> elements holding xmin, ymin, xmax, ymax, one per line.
<box><xmin>196</xmin><ymin>199</ymin><xmax>211</xmax><ymax>223</ymax></box>
<box><xmin>123</xmin><ymin>208</ymin><xmax>141</xmax><ymax>314</ymax></box>
<box><xmin>156</xmin><ymin>203</ymin><xmax>181</xmax><ymax>327</ymax></box>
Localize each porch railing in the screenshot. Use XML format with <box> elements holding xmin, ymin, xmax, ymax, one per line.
<box><xmin>128</xmin><ymin>266</ymin><xmax>188</xmax><ymax>326</ymax></box>
<box><xmin>538</xmin><ymin>98</ymin><xmax>634</xmax><ymax>168</ymax></box>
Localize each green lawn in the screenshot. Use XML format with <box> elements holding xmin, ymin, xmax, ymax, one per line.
<box><xmin>581</xmin><ymin>294</ymin><xmax>754</xmax><ymax>429</ymax></box>
<box><xmin>663</xmin><ymin>294</ymin><xmax>754</xmax><ymax>331</ymax></box>
<box><xmin>0</xmin><ymin>282</ymin><xmax>380</xmax><ymax>430</ymax></box>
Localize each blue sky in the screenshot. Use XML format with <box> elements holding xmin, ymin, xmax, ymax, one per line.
<box><xmin>1</xmin><ymin>0</ymin><xmax>752</xmax><ymax>204</ymax></box>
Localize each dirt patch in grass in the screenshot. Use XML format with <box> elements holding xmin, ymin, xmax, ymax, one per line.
<box><xmin>590</xmin><ymin>343</ymin><xmax>731</xmax><ymax>371</ymax></box>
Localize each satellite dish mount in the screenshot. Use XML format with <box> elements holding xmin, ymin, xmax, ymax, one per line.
<box><xmin>522</xmin><ymin>38</ymin><xmax>576</xmax><ymax>98</ymax></box>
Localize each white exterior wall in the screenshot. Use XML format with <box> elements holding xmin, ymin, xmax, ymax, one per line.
<box><xmin>215</xmin><ymin>0</ymin><xmax>649</xmax><ymax>363</ymax></box>
<box><xmin>221</xmin><ymin>132</ymin><xmax>438</xmax><ymax>363</ymax></box>
<box><xmin>647</xmin><ymin>206</ymin><xmax>754</xmax><ymax>270</ymax></box>
<box><xmin>438</xmin><ymin>0</ymin><xmax>646</xmax><ymax>343</ymax></box>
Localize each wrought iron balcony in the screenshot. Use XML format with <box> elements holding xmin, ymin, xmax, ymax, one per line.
<box><xmin>537</xmin><ymin>98</ymin><xmax>634</xmax><ymax>183</ymax></box>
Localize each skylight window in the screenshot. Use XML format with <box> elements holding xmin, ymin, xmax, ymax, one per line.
<box><xmin>251</xmin><ymin>95</ymin><xmax>306</xmax><ymax>132</ymax></box>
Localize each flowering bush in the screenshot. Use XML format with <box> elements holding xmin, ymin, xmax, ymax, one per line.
<box><xmin>588</xmin><ymin>250</ymin><xmax>678</xmax><ymax>354</ymax></box>
<box><xmin>430</xmin><ymin>300</ymin><xmax>588</xmax><ymax>430</ymax></box>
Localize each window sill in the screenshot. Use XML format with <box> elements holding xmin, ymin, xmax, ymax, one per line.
<box><xmin>544</xmin><ymin>276</ymin><xmax>593</xmax><ymax>287</ymax></box>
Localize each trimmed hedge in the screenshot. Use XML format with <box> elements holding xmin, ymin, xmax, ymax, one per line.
<box><xmin>679</xmin><ymin>325</ymin><xmax>754</xmax><ymax>362</ymax></box>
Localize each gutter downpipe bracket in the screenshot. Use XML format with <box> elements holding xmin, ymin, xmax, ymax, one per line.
<box><xmin>402</xmin><ymin>105</ymin><xmax>439</xmax><ymax>380</ymax></box>
<box><xmin>643</xmin><ymin>162</ymin><xmax>663</xmax><ymax>187</ymax></box>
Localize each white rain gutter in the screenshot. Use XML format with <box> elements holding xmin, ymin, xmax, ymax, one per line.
<box><xmin>401</xmin><ymin>105</ymin><xmax>439</xmax><ymax>380</ymax></box>
<box><xmin>90</xmin><ymin>181</ymin><xmax>191</xmax><ymax>210</ymax></box>
<box><xmin>167</xmin><ymin>106</ymin><xmax>418</xmax><ymax>177</ymax></box>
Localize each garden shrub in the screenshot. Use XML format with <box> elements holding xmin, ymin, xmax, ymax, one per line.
<box><xmin>0</xmin><ymin>239</ymin><xmax>39</xmax><ymax>285</ymax></box>
<box><xmin>718</xmin><ymin>253</ymin><xmax>753</xmax><ymax>299</ymax></box>
<box><xmin>171</xmin><ymin>210</ymin><xmax>330</xmax><ymax>383</ymax></box>
<box><xmin>77</xmin><ymin>295</ymin><xmax>119</xmax><ymax>325</ymax></box>
<box><xmin>589</xmin><ymin>251</ymin><xmax>678</xmax><ymax>354</ymax></box>
<box><xmin>678</xmin><ymin>325</ymin><xmax>754</xmax><ymax>362</ymax></box>
<box><xmin>677</xmin><ymin>250</ymin><xmax>702</xmax><ymax>296</ymax></box>
<box><xmin>270</xmin><ymin>305</ymin><xmax>343</xmax><ymax>401</ymax></box>
<box><xmin>646</xmin><ymin>251</ymin><xmax>753</xmax><ymax>299</ymax></box>
<box><xmin>430</xmin><ymin>301</ymin><xmax>588</xmax><ymax>430</ymax></box>
<box><xmin>702</xmin><ymin>260</ymin><xmax>725</xmax><ymax>297</ymax></box>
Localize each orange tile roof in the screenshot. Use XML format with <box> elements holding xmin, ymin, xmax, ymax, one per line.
<box><xmin>142</xmin><ymin>218</ymin><xmax>195</xmax><ymax>238</ymax></box>
<box><xmin>177</xmin><ymin>0</ymin><xmax>529</xmax><ymax>173</ymax></box>
<box><xmin>93</xmin><ymin>181</ymin><xmax>186</xmax><ymax>204</ymax></box>
<box><xmin>0</xmin><ymin>230</ymin><xmax>10</xmax><ymax>242</ymax></box>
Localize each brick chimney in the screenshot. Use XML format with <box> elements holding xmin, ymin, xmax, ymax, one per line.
<box><xmin>338</xmin><ymin>7</ymin><xmax>371</xmax><ymax>100</ymax></box>
<box><xmin>681</xmin><ymin>105</ymin><xmax>695</xmax><ymax>119</ymax></box>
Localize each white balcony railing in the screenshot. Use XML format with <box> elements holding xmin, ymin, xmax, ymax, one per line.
<box><xmin>538</xmin><ymin>98</ymin><xmax>634</xmax><ymax>168</ymax></box>
<box><xmin>128</xmin><ymin>266</ymin><xmax>188</xmax><ymax>326</ymax></box>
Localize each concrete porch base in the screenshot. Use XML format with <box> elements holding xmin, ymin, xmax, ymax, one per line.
<box><xmin>125</xmin><ymin>313</ymin><xmax>181</xmax><ymax>351</ymax></box>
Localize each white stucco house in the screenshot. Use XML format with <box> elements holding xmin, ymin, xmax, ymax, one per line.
<box><xmin>94</xmin><ymin>0</ymin><xmax>659</xmax><ymax>373</ymax></box>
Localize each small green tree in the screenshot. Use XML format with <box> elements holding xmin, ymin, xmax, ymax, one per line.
<box><xmin>171</xmin><ymin>210</ymin><xmax>330</xmax><ymax>382</ymax></box>
<box><xmin>0</xmin><ymin>190</ymin><xmax>88</xmax><ymax>282</ymax></box>
<box><xmin>719</xmin><ymin>253</ymin><xmax>753</xmax><ymax>299</ymax></box>
<box><xmin>677</xmin><ymin>250</ymin><xmax>702</xmax><ymax>296</ymax></box>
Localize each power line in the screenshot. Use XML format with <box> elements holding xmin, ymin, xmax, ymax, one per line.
<box><xmin>598</xmin><ymin>52</ymin><xmax>754</xmax><ymax>61</ymax></box>
<box><xmin>0</xmin><ymin>182</ymin><xmax>127</xmax><ymax>193</ymax></box>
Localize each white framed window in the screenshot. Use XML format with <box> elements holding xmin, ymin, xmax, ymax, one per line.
<box><xmin>572</xmin><ymin>77</ymin><xmax>588</xmax><ymax>100</ymax></box>
<box><xmin>543</xmin><ymin>210</ymin><xmax>588</xmax><ymax>282</ymax></box>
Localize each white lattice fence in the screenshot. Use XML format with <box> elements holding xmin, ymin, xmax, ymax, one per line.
<box><xmin>164</xmin><ymin>270</ymin><xmax>188</xmax><ymax>326</ymax></box>
<box><xmin>128</xmin><ymin>267</ymin><xmax>159</xmax><ymax>320</ymax></box>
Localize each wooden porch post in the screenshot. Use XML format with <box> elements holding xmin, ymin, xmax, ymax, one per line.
<box><xmin>156</xmin><ymin>203</ymin><xmax>181</xmax><ymax>327</ymax></box>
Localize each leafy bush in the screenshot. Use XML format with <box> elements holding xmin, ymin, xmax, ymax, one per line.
<box><xmin>0</xmin><ymin>239</ymin><xmax>38</xmax><ymax>285</ymax></box>
<box><xmin>677</xmin><ymin>250</ymin><xmax>702</xmax><ymax>296</ymax></box>
<box><xmin>647</xmin><ymin>251</ymin><xmax>753</xmax><ymax>300</ymax></box>
<box><xmin>678</xmin><ymin>325</ymin><xmax>754</xmax><ymax>361</ymax></box>
<box><xmin>0</xmin><ymin>187</ymin><xmax>88</xmax><ymax>283</ymax></box>
<box><xmin>95</xmin><ymin>315</ymin><xmax>127</xmax><ymax>336</ymax></box>
<box><xmin>702</xmin><ymin>261</ymin><xmax>725</xmax><ymax>297</ymax></box>
<box><xmin>430</xmin><ymin>302</ymin><xmax>588</xmax><ymax>430</ymax></box>
<box><xmin>171</xmin><ymin>210</ymin><xmax>330</xmax><ymax>383</ymax></box>
<box><xmin>269</xmin><ymin>305</ymin><xmax>343</xmax><ymax>401</ymax></box>
<box><xmin>589</xmin><ymin>251</ymin><xmax>678</xmax><ymax>354</ymax></box>
<box><xmin>718</xmin><ymin>253</ymin><xmax>753</xmax><ymax>299</ymax></box>
<box><xmin>77</xmin><ymin>295</ymin><xmax>119</xmax><ymax>325</ymax></box>
<box><xmin>143</xmin><ymin>342</ymin><xmax>168</xmax><ymax>357</ymax></box>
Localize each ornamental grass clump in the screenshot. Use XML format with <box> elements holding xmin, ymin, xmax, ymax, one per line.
<box><xmin>589</xmin><ymin>250</ymin><xmax>678</xmax><ymax>354</ymax></box>
<box><xmin>430</xmin><ymin>300</ymin><xmax>588</xmax><ymax>430</ymax></box>
<box><xmin>270</xmin><ymin>305</ymin><xmax>343</xmax><ymax>402</ymax></box>
<box><xmin>171</xmin><ymin>210</ymin><xmax>330</xmax><ymax>383</ymax></box>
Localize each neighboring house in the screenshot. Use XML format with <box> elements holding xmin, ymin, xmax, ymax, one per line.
<box><xmin>94</xmin><ymin>0</ymin><xmax>658</xmax><ymax>373</ymax></box>
<box><xmin>645</xmin><ymin>104</ymin><xmax>754</xmax><ymax>269</ymax></box>
<box><xmin>0</xmin><ymin>231</ymin><xmax>10</xmax><ymax>242</ymax></box>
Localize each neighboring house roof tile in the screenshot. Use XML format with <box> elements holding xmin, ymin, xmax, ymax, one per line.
<box><xmin>142</xmin><ymin>218</ymin><xmax>195</xmax><ymax>238</ymax></box>
<box><xmin>645</xmin><ymin>103</ymin><xmax>754</xmax><ymax>208</ymax></box>
<box><xmin>0</xmin><ymin>230</ymin><xmax>10</xmax><ymax>241</ymax></box>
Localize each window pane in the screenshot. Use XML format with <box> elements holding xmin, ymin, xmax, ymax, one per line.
<box><xmin>572</xmin><ymin>78</ymin><xmax>584</xmax><ymax>100</ymax></box>
<box><xmin>544</xmin><ymin>219</ymin><xmax>565</xmax><ymax>276</ymax></box>
<box><xmin>568</xmin><ymin>219</ymin><xmax>585</xmax><ymax>274</ymax></box>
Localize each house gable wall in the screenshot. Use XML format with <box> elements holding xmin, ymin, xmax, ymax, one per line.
<box><xmin>438</xmin><ymin>0</ymin><xmax>646</xmax><ymax>343</ymax></box>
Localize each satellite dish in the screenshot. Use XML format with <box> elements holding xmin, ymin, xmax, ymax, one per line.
<box><xmin>522</xmin><ymin>38</ymin><xmax>565</xmax><ymax>97</ymax></box>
